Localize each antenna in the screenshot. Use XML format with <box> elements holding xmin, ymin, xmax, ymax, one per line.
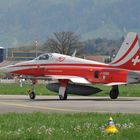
<box><xmin>72</xmin><ymin>50</ymin><xmax>77</xmax><ymax>57</ymax></box>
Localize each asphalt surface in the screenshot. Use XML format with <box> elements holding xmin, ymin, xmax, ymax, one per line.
<box><xmin>0</xmin><ymin>95</ymin><xmax>140</xmax><ymax>114</ymax></box>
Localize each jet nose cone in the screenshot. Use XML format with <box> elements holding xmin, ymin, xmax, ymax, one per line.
<box><xmin>0</xmin><ymin>65</ymin><xmax>13</xmax><ymax>73</ymax></box>
<box><xmin>0</xmin><ymin>66</ymin><xmax>6</xmax><ymax>73</ymax></box>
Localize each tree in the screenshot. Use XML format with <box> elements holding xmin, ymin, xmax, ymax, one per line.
<box><xmin>43</xmin><ymin>32</ymin><xmax>83</xmax><ymax>55</ymax></box>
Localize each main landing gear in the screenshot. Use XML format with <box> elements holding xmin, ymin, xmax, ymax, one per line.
<box><xmin>28</xmin><ymin>80</ymin><xmax>37</xmax><ymax>100</ymax></box>
<box><xmin>109</xmin><ymin>85</ymin><xmax>119</xmax><ymax>99</ymax></box>
<box><xmin>58</xmin><ymin>80</ymin><xmax>68</xmax><ymax>100</ymax></box>
<box><xmin>59</xmin><ymin>92</ymin><xmax>67</xmax><ymax>100</ymax></box>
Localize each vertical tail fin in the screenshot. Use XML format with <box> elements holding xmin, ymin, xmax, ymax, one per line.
<box><xmin>111</xmin><ymin>32</ymin><xmax>140</xmax><ymax>70</ymax></box>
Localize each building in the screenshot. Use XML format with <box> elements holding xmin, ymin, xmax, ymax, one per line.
<box><xmin>85</xmin><ymin>55</ymin><xmax>111</xmax><ymax>63</ymax></box>
<box><xmin>0</xmin><ymin>47</ymin><xmax>6</xmax><ymax>62</ymax></box>
<box><xmin>7</xmin><ymin>48</ymin><xmax>44</xmax><ymax>61</ymax></box>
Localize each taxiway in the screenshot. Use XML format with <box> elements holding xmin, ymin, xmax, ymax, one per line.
<box><xmin>0</xmin><ymin>95</ymin><xmax>140</xmax><ymax>113</ymax></box>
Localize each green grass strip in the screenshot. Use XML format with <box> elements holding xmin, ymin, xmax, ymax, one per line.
<box><xmin>0</xmin><ymin>112</ymin><xmax>139</xmax><ymax>140</ymax></box>
<box><xmin>0</xmin><ymin>83</ymin><xmax>140</xmax><ymax>97</ymax></box>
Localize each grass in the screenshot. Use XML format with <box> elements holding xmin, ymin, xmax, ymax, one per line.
<box><xmin>0</xmin><ymin>83</ymin><xmax>140</xmax><ymax>97</ymax></box>
<box><xmin>0</xmin><ymin>112</ymin><xmax>139</xmax><ymax>140</ymax></box>
<box><xmin>0</xmin><ymin>83</ymin><xmax>56</xmax><ymax>95</ymax></box>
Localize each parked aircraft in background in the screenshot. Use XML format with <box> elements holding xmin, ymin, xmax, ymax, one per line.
<box><xmin>0</xmin><ymin>32</ymin><xmax>140</xmax><ymax>100</ymax></box>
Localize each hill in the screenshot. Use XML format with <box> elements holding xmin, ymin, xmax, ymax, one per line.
<box><xmin>0</xmin><ymin>0</ymin><xmax>140</xmax><ymax>47</ymax></box>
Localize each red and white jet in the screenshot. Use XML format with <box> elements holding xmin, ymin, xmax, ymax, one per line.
<box><xmin>1</xmin><ymin>32</ymin><xmax>140</xmax><ymax>100</ymax></box>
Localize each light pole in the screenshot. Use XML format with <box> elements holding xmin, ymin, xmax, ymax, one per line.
<box><xmin>35</xmin><ymin>40</ymin><xmax>38</xmax><ymax>58</ymax></box>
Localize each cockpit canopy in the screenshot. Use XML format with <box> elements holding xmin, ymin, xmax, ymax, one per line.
<box><xmin>35</xmin><ymin>53</ymin><xmax>51</xmax><ymax>60</ymax></box>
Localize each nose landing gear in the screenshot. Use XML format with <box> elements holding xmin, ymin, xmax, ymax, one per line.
<box><xmin>28</xmin><ymin>80</ymin><xmax>37</xmax><ymax>100</ymax></box>
<box><xmin>29</xmin><ymin>91</ymin><xmax>36</xmax><ymax>99</ymax></box>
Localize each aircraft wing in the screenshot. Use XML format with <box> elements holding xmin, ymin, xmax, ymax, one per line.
<box><xmin>104</xmin><ymin>82</ymin><xmax>126</xmax><ymax>86</ymax></box>
<box><xmin>47</xmin><ymin>75</ymin><xmax>91</xmax><ymax>84</ymax></box>
<box><xmin>21</xmin><ymin>75</ymin><xmax>91</xmax><ymax>84</ymax></box>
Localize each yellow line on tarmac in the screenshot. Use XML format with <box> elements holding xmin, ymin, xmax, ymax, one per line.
<box><xmin>0</xmin><ymin>102</ymin><xmax>81</xmax><ymax>112</ymax></box>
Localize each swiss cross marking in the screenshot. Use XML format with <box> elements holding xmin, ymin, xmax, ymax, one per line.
<box><xmin>132</xmin><ymin>56</ymin><xmax>140</xmax><ymax>66</ymax></box>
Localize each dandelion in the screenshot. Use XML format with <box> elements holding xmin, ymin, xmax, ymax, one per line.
<box><xmin>17</xmin><ymin>128</ymin><xmax>22</xmax><ymax>132</ymax></box>
<box><xmin>74</xmin><ymin>125</ymin><xmax>81</xmax><ymax>133</ymax></box>
<box><xmin>37</xmin><ymin>130</ymin><xmax>42</xmax><ymax>135</ymax></box>
<box><xmin>39</xmin><ymin>125</ymin><xmax>46</xmax><ymax>130</ymax></box>
<box><xmin>84</xmin><ymin>135</ymin><xmax>87</xmax><ymax>138</ymax></box>
<box><xmin>45</xmin><ymin>128</ymin><xmax>55</xmax><ymax>135</ymax></box>
<box><xmin>60</xmin><ymin>127</ymin><xmax>67</xmax><ymax>134</ymax></box>
<box><xmin>66</xmin><ymin>130</ymin><xmax>69</xmax><ymax>134</ymax></box>
<box><xmin>84</xmin><ymin>122</ymin><xmax>92</xmax><ymax>129</ymax></box>
<box><xmin>27</xmin><ymin>127</ymin><xmax>32</xmax><ymax>132</ymax></box>
<box><xmin>60</xmin><ymin>128</ymin><xmax>64</xmax><ymax>131</ymax></box>
<box><xmin>99</xmin><ymin>125</ymin><xmax>105</xmax><ymax>131</ymax></box>
<box><xmin>116</xmin><ymin>122</ymin><xmax>134</xmax><ymax>129</ymax></box>
<box><xmin>122</xmin><ymin>122</ymin><xmax>134</xmax><ymax>129</ymax></box>
<box><xmin>14</xmin><ymin>131</ymin><xmax>21</xmax><ymax>137</ymax></box>
<box><xmin>7</xmin><ymin>131</ymin><xmax>12</xmax><ymax>135</ymax></box>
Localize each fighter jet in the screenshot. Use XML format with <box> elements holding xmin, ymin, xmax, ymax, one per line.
<box><xmin>1</xmin><ymin>32</ymin><xmax>140</xmax><ymax>100</ymax></box>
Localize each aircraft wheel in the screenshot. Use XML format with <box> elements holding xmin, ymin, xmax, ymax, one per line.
<box><xmin>109</xmin><ymin>86</ymin><xmax>119</xmax><ymax>99</ymax></box>
<box><xmin>59</xmin><ymin>92</ymin><xmax>67</xmax><ymax>100</ymax></box>
<box><xmin>29</xmin><ymin>91</ymin><xmax>36</xmax><ymax>100</ymax></box>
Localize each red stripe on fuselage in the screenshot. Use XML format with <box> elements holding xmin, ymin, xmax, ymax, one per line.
<box><xmin>13</xmin><ymin>63</ymin><xmax>110</xmax><ymax>68</ymax></box>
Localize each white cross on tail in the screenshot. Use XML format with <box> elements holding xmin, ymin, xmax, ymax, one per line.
<box><xmin>132</xmin><ymin>56</ymin><xmax>140</xmax><ymax>66</ymax></box>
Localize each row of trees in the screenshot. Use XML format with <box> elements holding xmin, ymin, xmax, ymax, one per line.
<box><xmin>16</xmin><ymin>31</ymin><xmax>123</xmax><ymax>57</ymax></box>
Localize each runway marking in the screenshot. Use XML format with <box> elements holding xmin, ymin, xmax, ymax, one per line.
<box><xmin>0</xmin><ymin>102</ymin><xmax>114</xmax><ymax>113</ymax></box>
<box><xmin>0</xmin><ymin>102</ymin><xmax>82</xmax><ymax>112</ymax></box>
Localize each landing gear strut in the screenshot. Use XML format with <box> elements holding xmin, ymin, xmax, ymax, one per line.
<box><xmin>109</xmin><ymin>85</ymin><xmax>119</xmax><ymax>99</ymax></box>
<box><xmin>59</xmin><ymin>92</ymin><xmax>67</xmax><ymax>100</ymax></box>
<box><xmin>59</xmin><ymin>80</ymin><xmax>68</xmax><ymax>100</ymax></box>
<box><xmin>28</xmin><ymin>80</ymin><xmax>37</xmax><ymax>100</ymax></box>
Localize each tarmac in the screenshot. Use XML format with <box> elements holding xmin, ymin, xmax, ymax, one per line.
<box><xmin>0</xmin><ymin>95</ymin><xmax>140</xmax><ymax>114</ymax></box>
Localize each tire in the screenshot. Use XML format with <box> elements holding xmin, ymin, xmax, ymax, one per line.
<box><xmin>59</xmin><ymin>92</ymin><xmax>67</xmax><ymax>100</ymax></box>
<box><xmin>29</xmin><ymin>91</ymin><xmax>36</xmax><ymax>99</ymax></box>
<box><xmin>109</xmin><ymin>88</ymin><xmax>119</xmax><ymax>99</ymax></box>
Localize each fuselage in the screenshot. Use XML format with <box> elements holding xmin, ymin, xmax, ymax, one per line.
<box><xmin>0</xmin><ymin>53</ymin><xmax>129</xmax><ymax>85</ymax></box>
